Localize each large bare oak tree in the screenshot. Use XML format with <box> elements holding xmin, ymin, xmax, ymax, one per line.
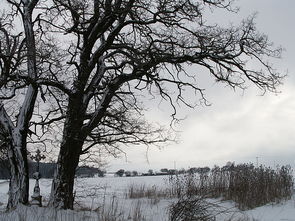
<box><xmin>1</xmin><ymin>0</ymin><xmax>284</xmax><ymax>210</ymax></box>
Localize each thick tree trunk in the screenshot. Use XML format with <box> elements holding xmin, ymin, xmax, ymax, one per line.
<box><xmin>7</xmin><ymin>136</ymin><xmax>29</xmax><ymax>209</ymax></box>
<box><xmin>0</xmin><ymin>0</ymin><xmax>39</xmax><ymax>210</ymax></box>
<box><xmin>0</xmin><ymin>106</ymin><xmax>31</xmax><ymax>210</ymax></box>
<box><xmin>6</xmin><ymin>85</ymin><xmax>38</xmax><ymax>209</ymax></box>
<box><xmin>48</xmin><ymin>139</ymin><xmax>83</xmax><ymax>209</ymax></box>
<box><xmin>49</xmin><ymin>97</ymin><xmax>86</xmax><ymax>209</ymax></box>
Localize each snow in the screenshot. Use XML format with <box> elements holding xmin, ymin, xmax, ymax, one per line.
<box><xmin>0</xmin><ymin>204</ymin><xmax>99</xmax><ymax>221</ymax></box>
<box><xmin>212</xmin><ymin>198</ymin><xmax>295</xmax><ymax>221</ymax></box>
<box><xmin>0</xmin><ymin>176</ymin><xmax>294</xmax><ymax>221</ymax></box>
<box><xmin>243</xmin><ymin>201</ymin><xmax>295</xmax><ymax>221</ymax></box>
<box><xmin>0</xmin><ymin>180</ymin><xmax>9</xmax><ymax>210</ymax></box>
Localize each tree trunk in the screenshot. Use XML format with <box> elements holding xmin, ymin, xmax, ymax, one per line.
<box><xmin>48</xmin><ymin>97</ymin><xmax>86</xmax><ymax>209</ymax></box>
<box><xmin>0</xmin><ymin>105</ymin><xmax>31</xmax><ymax>210</ymax></box>
<box><xmin>7</xmin><ymin>136</ymin><xmax>29</xmax><ymax>209</ymax></box>
<box><xmin>0</xmin><ymin>0</ymin><xmax>39</xmax><ymax>210</ymax></box>
<box><xmin>48</xmin><ymin>139</ymin><xmax>83</xmax><ymax>209</ymax></box>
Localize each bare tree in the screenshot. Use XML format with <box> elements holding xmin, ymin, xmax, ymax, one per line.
<box><xmin>0</xmin><ymin>0</ymin><xmax>40</xmax><ymax>209</ymax></box>
<box><xmin>2</xmin><ymin>0</ymin><xmax>284</xmax><ymax>210</ymax></box>
<box><xmin>1</xmin><ymin>0</ymin><xmax>170</xmax><ymax>210</ymax></box>
<box><xmin>38</xmin><ymin>0</ymin><xmax>283</xmax><ymax>209</ymax></box>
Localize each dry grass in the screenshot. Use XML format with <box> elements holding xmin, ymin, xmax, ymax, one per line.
<box><xmin>126</xmin><ymin>184</ymin><xmax>170</xmax><ymax>205</ymax></box>
<box><xmin>168</xmin><ymin>164</ymin><xmax>294</xmax><ymax>210</ymax></box>
<box><xmin>95</xmin><ymin>196</ymin><xmax>146</xmax><ymax>221</ymax></box>
<box><xmin>225</xmin><ymin>215</ymin><xmax>259</xmax><ymax>221</ymax></box>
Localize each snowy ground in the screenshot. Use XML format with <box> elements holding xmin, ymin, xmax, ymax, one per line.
<box><xmin>0</xmin><ymin>176</ymin><xmax>295</xmax><ymax>221</ymax></box>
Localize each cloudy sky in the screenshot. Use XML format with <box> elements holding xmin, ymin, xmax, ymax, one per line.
<box><xmin>108</xmin><ymin>0</ymin><xmax>295</xmax><ymax>172</ymax></box>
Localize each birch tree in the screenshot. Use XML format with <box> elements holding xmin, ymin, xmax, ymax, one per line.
<box><xmin>0</xmin><ymin>0</ymin><xmax>39</xmax><ymax>209</ymax></box>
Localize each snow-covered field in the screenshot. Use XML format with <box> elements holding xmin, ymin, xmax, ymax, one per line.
<box><xmin>0</xmin><ymin>175</ymin><xmax>295</xmax><ymax>221</ymax></box>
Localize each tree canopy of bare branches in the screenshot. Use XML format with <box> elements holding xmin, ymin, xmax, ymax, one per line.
<box><xmin>0</xmin><ymin>0</ymin><xmax>284</xmax><ymax>210</ymax></box>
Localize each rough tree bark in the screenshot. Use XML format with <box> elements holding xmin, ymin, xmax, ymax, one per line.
<box><xmin>0</xmin><ymin>106</ymin><xmax>30</xmax><ymax>209</ymax></box>
<box><xmin>49</xmin><ymin>97</ymin><xmax>86</xmax><ymax>209</ymax></box>
<box><xmin>0</xmin><ymin>0</ymin><xmax>39</xmax><ymax>209</ymax></box>
<box><xmin>38</xmin><ymin>0</ymin><xmax>283</xmax><ymax>209</ymax></box>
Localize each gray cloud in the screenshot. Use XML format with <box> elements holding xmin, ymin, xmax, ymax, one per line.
<box><xmin>108</xmin><ymin>0</ymin><xmax>295</xmax><ymax>172</ymax></box>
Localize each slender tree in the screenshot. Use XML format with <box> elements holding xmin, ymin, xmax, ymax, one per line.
<box><xmin>0</xmin><ymin>0</ymin><xmax>40</xmax><ymax>209</ymax></box>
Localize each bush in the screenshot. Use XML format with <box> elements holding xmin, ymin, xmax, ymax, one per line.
<box><xmin>169</xmin><ymin>196</ymin><xmax>216</xmax><ymax>221</ymax></box>
<box><xmin>115</xmin><ymin>169</ymin><xmax>125</xmax><ymax>177</ymax></box>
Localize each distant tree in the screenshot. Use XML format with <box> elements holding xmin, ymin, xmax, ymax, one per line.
<box><xmin>125</xmin><ymin>171</ymin><xmax>131</xmax><ymax>177</ymax></box>
<box><xmin>160</xmin><ymin>168</ymin><xmax>169</xmax><ymax>173</ymax></box>
<box><xmin>168</xmin><ymin>169</ymin><xmax>177</xmax><ymax>175</ymax></box>
<box><xmin>178</xmin><ymin>168</ymin><xmax>186</xmax><ymax>174</ymax></box>
<box><xmin>76</xmin><ymin>166</ymin><xmax>101</xmax><ymax>177</ymax></box>
<box><xmin>40</xmin><ymin>163</ymin><xmax>55</xmax><ymax>179</ymax></box>
<box><xmin>148</xmin><ymin>169</ymin><xmax>154</xmax><ymax>176</ymax></box>
<box><xmin>115</xmin><ymin>169</ymin><xmax>125</xmax><ymax>177</ymax></box>
<box><xmin>196</xmin><ymin>167</ymin><xmax>211</xmax><ymax>175</ymax></box>
<box><xmin>97</xmin><ymin>169</ymin><xmax>106</xmax><ymax>177</ymax></box>
<box><xmin>222</xmin><ymin>162</ymin><xmax>235</xmax><ymax>172</ymax></box>
<box><xmin>132</xmin><ymin>171</ymin><xmax>138</xmax><ymax>176</ymax></box>
<box><xmin>188</xmin><ymin>167</ymin><xmax>198</xmax><ymax>174</ymax></box>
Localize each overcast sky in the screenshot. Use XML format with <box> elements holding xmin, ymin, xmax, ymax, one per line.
<box><xmin>107</xmin><ymin>0</ymin><xmax>295</xmax><ymax>172</ymax></box>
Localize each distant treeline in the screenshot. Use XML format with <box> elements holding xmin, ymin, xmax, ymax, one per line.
<box><xmin>0</xmin><ymin>160</ymin><xmax>104</xmax><ymax>179</ymax></box>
